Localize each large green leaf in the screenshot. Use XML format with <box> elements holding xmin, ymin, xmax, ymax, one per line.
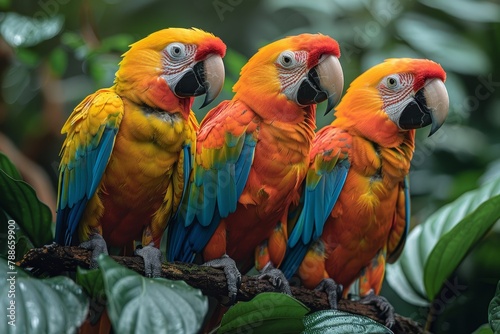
<box><xmin>0</xmin><ymin>152</ymin><xmax>53</xmax><ymax>247</ymax></box>
<box><xmin>424</xmin><ymin>194</ymin><xmax>500</xmax><ymax>300</ymax></box>
<box><xmin>489</xmin><ymin>280</ymin><xmax>500</xmax><ymax>333</ymax></box>
<box><xmin>302</xmin><ymin>310</ymin><xmax>393</xmax><ymax>334</ymax></box>
<box><xmin>98</xmin><ymin>255</ymin><xmax>208</xmax><ymax>334</ymax></box>
<box><xmin>0</xmin><ymin>258</ymin><xmax>88</xmax><ymax>334</ymax></box>
<box><xmin>76</xmin><ymin>267</ymin><xmax>105</xmax><ymax>300</ymax></box>
<box><xmin>386</xmin><ymin>177</ymin><xmax>500</xmax><ymax>306</ymax></box>
<box><xmin>218</xmin><ymin>292</ymin><xmax>309</xmax><ymax>334</ymax></box>
<box><xmin>0</xmin><ymin>153</ymin><xmax>22</xmax><ymax>180</ymax></box>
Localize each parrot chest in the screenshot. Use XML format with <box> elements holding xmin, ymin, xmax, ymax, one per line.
<box><xmin>225</xmin><ymin>119</ymin><xmax>314</xmax><ymax>263</ymax></box>
<box><xmin>323</xmin><ymin>141</ymin><xmax>411</xmax><ymax>281</ymax></box>
<box><xmin>97</xmin><ymin>106</ymin><xmax>193</xmax><ymax>245</ymax></box>
<box><xmin>242</xmin><ymin>120</ymin><xmax>312</xmax><ymax>212</ymax></box>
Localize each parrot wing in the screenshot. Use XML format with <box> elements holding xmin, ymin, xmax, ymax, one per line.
<box><xmin>281</xmin><ymin>127</ymin><xmax>351</xmax><ymax>279</ymax></box>
<box><xmin>55</xmin><ymin>89</ymin><xmax>124</xmax><ymax>245</ymax></box>
<box><xmin>167</xmin><ymin>100</ymin><xmax>258</xmax><ymax>262</ymax></box>
<box><xmin>387</xmin><ymin>175</ymin><xmax>410</xmax><ymax>263</ymax></box>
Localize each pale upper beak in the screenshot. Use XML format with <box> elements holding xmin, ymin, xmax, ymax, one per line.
<box><xmin>172</xmin><ymin>54</ymin><xmax>225</xmax><ymax>108</ymax></box>
<box><xmin>398</xmin><ymin>79</ymin><xmax>449</xmax><ymax>136</ymax></box>
<box><xmin>423</xmin><ymin>79</ymin><xmax>449</xmax><ymax>136</ymax></box>
<box><xmin>295</xmin><ymin>55</ymin><xmax>344</xmax><ymax>114</ymax></box>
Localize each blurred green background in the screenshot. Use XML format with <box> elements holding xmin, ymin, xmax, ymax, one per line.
<box><xmin>0</xmin><ymin>0</ymin><xmax>499</xmax><ymax>333</ymax></box>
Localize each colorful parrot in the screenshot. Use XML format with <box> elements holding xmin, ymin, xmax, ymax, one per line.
<box><xmin>168</xmin><ymin>33</ymin><xmax>344</xmax><ymax>297</ymax></box>
<box><xmin>280</xmin><ymin>58</ymin><xmax>449</xmax><ymax>324</ymax></box>
<box><xmin>55</xmin><ymin>28</ymin><xmax>226</xmax><ymax>277</ymax></box>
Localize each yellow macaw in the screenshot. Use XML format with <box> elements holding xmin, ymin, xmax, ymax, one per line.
<box><xmin>55</xmin><ymin>28</ymin><xmax>226</xmax><ymax>276</ymax></box>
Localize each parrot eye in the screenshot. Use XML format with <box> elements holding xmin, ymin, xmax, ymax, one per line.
<box><xmin>386</xmin><ymin>75</ymin><xmax>401</xmax><ymax>89</ymax></box>
<box><xmin>166</xmin><ymin>43</ymin><xmax>186</xmax><ymax>59</ymax></box>
<box><xmin>278</xmin><ymin>51</ymin><xmax>296</xmax><ymax>68</ymax></box>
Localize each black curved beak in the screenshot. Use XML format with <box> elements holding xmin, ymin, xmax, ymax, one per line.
<box><xmin>398</xmin><ymin>79</ymin><xmax>449</xmax><ymax>136</ymax></box>
<box><xmin>174</xmin><ymin>55</ymin><xmax>225</xmax><ymax>108</ymax></box>
<box><xmin>296</xmin><ymin>55</ymin><xmax>343</xmax><ymax>115</ymax></box>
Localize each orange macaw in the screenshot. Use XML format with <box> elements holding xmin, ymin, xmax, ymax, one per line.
<box><xmin>168</xmin><ymin>33</ymin><xmax>344</xmax><ymax>297</ymax></box>
<box><xmin>55</xmin><ymin>28</ymin><xmax>226</xmax><ymax>276</ymax></box>
<box><xmin>280</xmin><ymin>58</ymin><xmax>449</xmax><ymax>323</ymax></box>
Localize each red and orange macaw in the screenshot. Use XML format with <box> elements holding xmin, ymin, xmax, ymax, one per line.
<box><xmin>55</xmin><ymin>28</ymin><xmax>226</xmax><ymax>276</ymax></box>
<box><xmin>280</xmin><ymin>58</ymin><xmax>449</xmax><ymax>321</ymax></box>
<box><xmin>168</xmin><ymin>33</ymin><xmax>344</xmax><ymax>297</ymax></box>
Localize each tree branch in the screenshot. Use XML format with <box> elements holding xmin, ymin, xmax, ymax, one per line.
<box><xmin>19</xmin><ymin>245</ymin><xmax>426</xmax><ymax>334</ymax></box>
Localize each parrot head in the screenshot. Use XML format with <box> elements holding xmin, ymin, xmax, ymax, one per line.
<box><xmin>334</xmin><ymin>58</ymin><xmax>449</xmax><ymax>145</ymax></box>
<box><xmin>115</xmin><ymin>27</ymin><xmax>226</xmax><ymax>117</ymax></box>
<box><xmin>233</xmin><ymin>33</ymin><xmax>343</xmax><ymax>121</ymax></box>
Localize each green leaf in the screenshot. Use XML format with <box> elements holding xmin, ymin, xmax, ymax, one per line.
<box><xmin>49</xmin><ymin>47</ymin><xmax>68</xmax><ymax>77</ymax></box>
<box><xmin>0</xmin><ymin>153</ymin><xmax>53</xmax><ymax>247</ymax></box>
<box><xmin>386</xmin><ymin>177</ymin><xmax>500</xmax><ymax>306</ymax></box>
<box><xmin>76</xmin><ymin>267</ymin><xmax>105</xmax><ymax>300</ymax></box>
<box><xmin>0</xmin><ymin>258</ymin><xmax>88</xmax><ymax>334</ymax></box>
<box><xmin>424</xmin><ymin>194</ymin><xmax>500</xmax><ymax>300</ymax></box>
<box><xmin>88</xmin><ymin>54</ymin><xmax>120</xmax><ymax>87</ymax></box>
<box><xmin>100</xmin><ymin>34</ymin><xmax>134</xmax><ymax>53</ymax></box>
<box><xmin>218</xmin><ymin>293</ymin><xmax>309</xmax><ymax>334</ymax></box>
<box><xmin>396</xmin><ymin>13</ymin><xmax>490</xmax><ymax>74</ymax></box>
<box><xmin>471</xmin><ymin>324</ymin><xmax>494</xmax><ymax>334</ymax></box>
<box><xmin>98</xmin><ymin>255</ymin><xmax>208</xmax><ymax>334</ymax></box>
<box><xmin>61</xmin><ymin>31</ymin><xmax>85</xmax><ymax>49</ymax></box>
<box><xmin>303</xmin><ymin>310</ymin><xmax>393</xmax><ymax>334</ymax></box>
<box><xmin>0</xmin><ymin>154</ymin><xmax>22</xmax><ymax>180</ymax></box>
<box><xmin>15</xmin><ymin>48</ymin><xmax>40</xmax><ymax>67</ymax></box>
<box><xmin>0</xmin><ymin>12</ymin><xmax>64</xmax><ymax>48</ymax></box>
<box><xmin>0</xmin><ymin>0</ymin><xmax>11</xmax><ymax>9</ymax></box>
<box><xmin>224</xmin><ymin>48</ymin><xmax>247</xmax><ymax>79</ymax></box>
<box><xmin>419</xmin><ymin>0</ymin><xmax>500</xmax><ymax>23</ymax></box>
<box><xmin>489</xmin><ymin>280</ymin><xmax>500</xmax><ymax>333</ymax></box>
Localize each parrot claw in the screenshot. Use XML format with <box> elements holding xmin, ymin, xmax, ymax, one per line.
<box><xmin>203</xmin><ymin>254</ymin><xmax>241</xmax><ymax>304</ymax></box>
<box><xmin>315</xmin><ymin>278</ymin><xmax>343</xmax><ymax>309</ymax></box>
<box><xmin>80</xmin><ymin>234</ymin><xmax>109</xmax><ymax>269</ymax></box>
<box><xmin>257</xmin><ymin>263</ymin><xmax>292</xmax><ymax>296</ymax></box>
<box><xmin>135</xmin><ymin>243</ymin><xmax>163</xmax><ymax>278</ymax></box>
<box><xmin>359</xmin><ymin>290</ymin><xmax>395</xmax><ymax>328</ymax></box>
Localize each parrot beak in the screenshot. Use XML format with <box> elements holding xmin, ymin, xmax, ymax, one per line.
<box><xmin>296</xmin><ymin>55</ymin><xmax>344</xmax><ymax>115</ymax></box>
<box><xmin>173</xmin><ymin>54</ymin><xmax>225</xmax><ymax>108</ymax></box>
<box><xmin>297</xmin><ymin>55</ymin><xmax>344</xmax><ymax>115</ymax></box>
<box><xmin>200</xmin><ymin>54</ymin><xmax>225</xmax><ymax>108</ymax></box>
<box><xmin>398</xmin><ymin>79</ymin><xmax>449</xmax><ymax>136</ymax></box>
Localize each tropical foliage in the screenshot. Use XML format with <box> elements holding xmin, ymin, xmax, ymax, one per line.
<box><xmin>1</xmin><ymin>0</ymin><xmax>499</xmax><ymax>333</ymax></box>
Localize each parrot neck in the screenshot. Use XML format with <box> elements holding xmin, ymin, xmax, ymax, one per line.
<box><xmin>234</xmin><ymin>65</ymin><xmax>316</xmax><ymax>124</ymax></box>
<box><xmin>114</xmin><ymin>77</ymin><xmax>193</xmax><ymax>120</ymax></box>
<box><xmin>332</xmin><ymin>89</ymin><xmax>409</xmax><ymax>148</ymax></box>
<box><xmin>235</xmin><ymin>91</ymin><xmax>316</xmax><ymax>124</ymax></box>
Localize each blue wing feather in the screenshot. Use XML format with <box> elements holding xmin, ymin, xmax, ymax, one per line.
<box><xmin>281</xmin><ymin>158</ymin><xmax>350</xmax><ymax>279</ymax></box>
<box><xmin>167</xmin><ymin>132</ymin><xmax>256</xmax><ymax>262</ymax></box>
<box><xmin>55</xmin><ymin>128</ymin><xmax>118</xmax><ymax>245</ymax></box>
